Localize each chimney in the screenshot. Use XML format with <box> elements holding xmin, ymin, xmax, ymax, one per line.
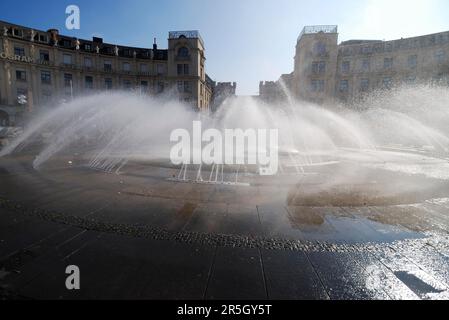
<box><xmin>153</xmin><ymin>38</ymin><xmax>157</xmax><ymax>51</ymax></box>
<box><xmin>93</xmin><ymin>36</ymin><xmax>103</xmax><ymax>44</ymax></box>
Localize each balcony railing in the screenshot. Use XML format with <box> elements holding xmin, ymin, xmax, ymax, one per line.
<box><xmin>169</xmin><ymin>30</ymin><xmax>203</xmax><ymax>45</ymax></box>
<box><xmin>60</xmin><ymin>63</ymin><xmax>77</xmax><ymax>69</ymax></box>
<box><xmin>298</xmin><ymin>25</ymin><xmax>338</xmax><ymax>42</ymax></box>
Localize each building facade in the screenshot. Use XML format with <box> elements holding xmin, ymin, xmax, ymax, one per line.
<box><xmin>260</xmin><ymin>25</ymin><xmax>449</xmax><ymax>104</ymax></box>
<box><xmin>210</xmin><ymin>81</ymin><xmax>237</xmax><ymax>111</ymax></box>
<box><xmin>259</xmin><ymin>73</ymin><xmax>292</xmax><ymax>104</ymax></box>
<box><xmin>0</xmin><ymin>20</ymin><xmax>213</xmax><ymax>126</ymax></box>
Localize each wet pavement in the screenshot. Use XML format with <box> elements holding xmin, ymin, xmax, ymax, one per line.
<box><xmin>1</xmin><ymin>155</ymin><xmax>449</xmax><ymax>300</ymax></box>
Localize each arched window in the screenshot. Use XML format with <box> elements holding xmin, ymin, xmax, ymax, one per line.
<box><xmin>178</xmin><ymin>47</ymin><xmax>189</xmax><ymax>58</ymax></box>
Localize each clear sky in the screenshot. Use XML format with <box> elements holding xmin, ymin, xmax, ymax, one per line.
<box><xmin>1</xmin><ymin>0</ymin><xmax>448</xmax><ymax>95</ymax></box>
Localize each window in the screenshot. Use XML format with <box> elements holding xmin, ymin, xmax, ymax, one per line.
<box><xmin>362</xmin><ymin>59</ymin><xmax>370</xmax><ymax>71</ymax></box>
<box><xmin>123</xmin><ymin>62</ymin><xmax>131</xmax><ymax>72</ymax></box>
<box><xmin>64</xmin><ymin>73</ymin><xmax>73</xmax><ymax>87</ymax></box>
<box><xmin>12</xmin><ymin>28</ymin><xmax>23</xmax><ymax>37</ymax></box>
<box><xmin>341</xmin><ymin>61</ymin><xmax>350</xmax><ymax>73</ymax></box>
<box><xmin>123</xmin><ymin>80</ymin><xmax>132</xmax><ymax>90</ymax></box>
<box><xmin>85</xmin><ymin>76</ymin><xmax>93</xmax><ymax>89</ymax></box>
<box><xmin>105</xmin><ymin>47</ymin><xmax>113</xmax><ymax>55</ymax></box>
<box><xmin>384</xmin><ymin>58</ymin><xmax>393</xmax><ymax>69</ymax></box>
<box><xmin>362</xmin><ymin>46</ymin><xmax>373</xmax><ymax>55</ymax></box>
<box><xmin>61</xmin><ymin>40</ymin><xmax>71</xmax><ymax>47</ymax></box>
<box><xmin>157</xmin><ymin>81</ymin><xmax>164</xmax><ymax>93</ymax></box>
<box><xmin>183</xmin><ymin>81</ymin><xmax>191</xmax><ymax>93</ymax></box>
<box><xmin>177</xmin><ymin>81</ymin><xmax>183</xmax><ymax>92</ymax></box>
<box><xmin>104</xmin><ymin>60</ymin><xmax>112</xmax><ymax>72</ymax></box>
<box><xmin>314</xmin><ymin>42</ymin><xmax>327</xmax><ymax>56</ymax></box>
<box><xmin>105</xmin><ymin>78</ymin><xmax>113</xmax><ymax>90</ymax></box>
<box><xmin>157</xmin><ymin>64</ymin><xmax>165</xmax><ymax>75</ymax></box>
<box><xmin>140</xmin><ymin>81</ymin><xmax>148</xmax><ymax>88</ymax></box>
<box><xmin>435</xmin><ymin>50</ymin><xmax>445</xmax><ymax>63</ymax></box>
<box><xmin>84</xmin><ymin>44</ymin><xmax>92</xmax><ymax>51</ymax></box>
<box><xmin>405</xmin><ymin>76</ymin><xmax>416</xmax><ymax>85</ymax></box>
<box><xmin>383</xmin><ymin>77</ymin><xmax>393</xmax><ymax>89</ymax></box>
<box><xmin>40</xmin><ymin>50</ymin><xmax>50</xmax><ymax>62</ymax></box>
<box><xmin>84</xmin><ymin>57</ymin><xmax>93</xmax><ymax>68</ymax></box>
<box><xmin>41</xmin><ymin>71</ymin><xmax>51</xmax><ymax>84</ymax></box>
<box><xmin>177</xmin><ymin>64</ymin><xmax>189</xmax><ymax>75</ymax></box>
<box><xmin>312</xmin><ymin>61</ymin><xmax>326</xmax><ymax>74</ymax></box>
<box><xmin>360</xmin><ymin>79</ymin><xmax>369</xmax><ymax>92</ymax></box>
<box><xmin>177</xmin><ymin>47</ymin><xmax>189</xmax><ymax>58</ymax></box>
<box><xmin>16</xmin><ymin>70</ymin><xmax>27</xmax><ymax>81</ymax></box>
<box><xmin>408</xmin><ymin>55</ymin><xmax>417</xmax><ymax>69</ymax></box>
<box><xmin>311</xmin><ymin>79</ymin><xmax>325</xmax><ymax>92</ymax></box>
<box><xmin>63</xmin><ymin>54</ymin><xmax>72</xmax><ymax>65</ymax></box>
<box><xmin>14</xmin><ymin>47</ymin><xmax>25</xmax><ymax>56</ymax></box>
<box><xmin>140</xmin><ymin>64</ymin><xmax>148</xmax><ymax>73</ymax></box>
<box><xmin>38</xmin><ymin>34</ymin><xmax>48</xmax><ymax>43</ymax></box>
<box><xmin>339</xmin><ymin>80</ymin><xmax>349</xmax><ymax>92</ymax></box>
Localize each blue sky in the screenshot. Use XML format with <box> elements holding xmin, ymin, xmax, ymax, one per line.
<box><xmin>1</xmin><ymin>0</ymin><xmax>448</xmax><ymax>95</ymax></box>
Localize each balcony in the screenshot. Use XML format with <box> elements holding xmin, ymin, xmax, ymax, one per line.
<box><xmin>60</xmin><ymin>63</ymin><xmax>77</xmax><ymax>69</ymax></box>
<box><xmin>103</xmin><ymin>66</ymin><xmax>113</xmax><ymax>73</ymax></box>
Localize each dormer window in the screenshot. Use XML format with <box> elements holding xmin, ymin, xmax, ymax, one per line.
<box><xmin>13</xmin><ymin>28</ymin><xmax>23</xmax><ymax>37</ymax></box>
<box><xmin>61</xmin><ymin>40</ymin><xmax>72</xmax><ymax>47</ymax></box>
<box><xmin>84</xmin><ymin>44</ymin><xmax>92</xmax><ymax>51</ymax></box>
<box><xmin>39</xmin><ymin>34</ymin><xmax>48</xmax><ymax>43</ymax></box>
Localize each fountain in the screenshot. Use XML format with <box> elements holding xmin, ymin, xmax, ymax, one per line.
<box><xmin>1</xmin><ymin>85</ymin><xmax>449</xmax><ymax>208</ymax></box>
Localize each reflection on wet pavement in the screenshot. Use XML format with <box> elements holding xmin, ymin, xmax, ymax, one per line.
<box><xmin>1</xmin><ymin>156</ymin><xmax>449</xmax><ymax>300</ymax></box>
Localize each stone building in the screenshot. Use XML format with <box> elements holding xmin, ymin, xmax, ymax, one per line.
<box><xmin>260</xmin><ymin>25</ymin><xmax>449</xmax><ymax>104</ymax></box>
<box><xmin>0</xmin><ymin>20</ymin><xmax>214</xmax><ymax>126</ymax></box>
<box><xmin>210</xmin><ymin>81</ymin><xmax>237</xmax><ymax>111</ymax></box>
<box><xmin>259</xmin><ymin>73</ymin><xmax>293</xmax><ymax>104</ymax></box>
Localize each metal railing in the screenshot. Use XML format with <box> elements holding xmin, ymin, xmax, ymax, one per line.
<box><xmin>169</xmin><ymin>30</ymin><xmax>204</xmax><ymax>45</ymax></box>
<box><xmin>298</xmin><ymin>25</ymin><xmax>338</xmax><ymax>42</ymax></box>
